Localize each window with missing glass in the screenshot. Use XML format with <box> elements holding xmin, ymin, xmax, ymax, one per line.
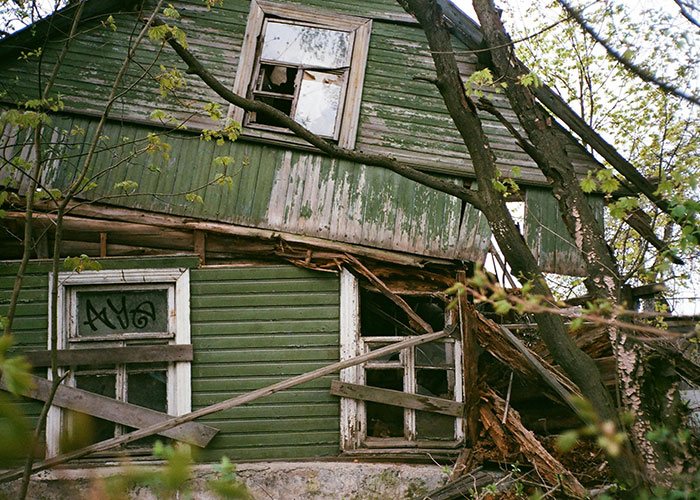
<box><xmin>339</xmin><ymin>270</ymin><xmax>464</xmax><ymax>450</ymax></box>
<box><xmin>231</xmin><ymin>1</ymin><xmax>371</xmax><ymax>148</ymax></box>
<box><xmin>46</xmin><ymin>269</ymin><xmax>191</xmax><ymax>458</ymax></box>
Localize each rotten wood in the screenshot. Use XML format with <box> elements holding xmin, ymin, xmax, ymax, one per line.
<box><xmin>480</xmin><ymin>387</ymin><xmax>586</xmax><ymax>497</ymax></box>
<box><xmin>423</xmin><ymin>467</ymin><xmax>510</xmax><ymax>500</ymax></box>
<box><xmin>99</xmin><ymin>232</ymin><xmax>107</xmax><ymax>258</ymax></box>
<box><xmin>498</xmin><ymin>325</ymin><xmax>581</xmax><ymax>416</ymax></box>
<box><xmin>330</xmin><ymin>380</ymin><xmax>464</xmax><ymax>417</ymax></box>
<box><xmin>344</xmin><ymin>253</ymin><xmax>433</xmax><ymax>334</ymax></box>
<box><xmin>25</xmin><ymin>201</ymin><xmax>456</xmax><ymax>268</ymax></box>
<box><xmin>457</xmin><ymin>271</ymin><xmax>480</xmax><ymax>445</ymax></box>
<box><xmin>473</xmin><ymin>311</ymin><xmax>582</xmax><ymax>402</ymax></box>
<box><xmin>0</xmin><ymin>328</ymin><xmax>452</xmax><ymax>482</ymax></box>
<box><xmin>0</xmin><ymin>374</ymin><xmax>217</xmax><ymax>448</ymax></box>
<box><xmin>194</xmin><ymin>229</ymin><xmax>206</xmax><ymax>264</ymax></box>
<box><xmin>21</xmin><ymin>345</ymin><xmax>193</xmax><ymax>368</ymax></box>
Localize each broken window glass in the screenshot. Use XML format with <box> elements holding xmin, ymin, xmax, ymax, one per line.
<box><xmin>365</xmin><ymin>368</ymin><xmax>404</xmax><ymax>438</ymax></box>
<box><xmin>261</xmin><ymin>22</ymin><xmax>350</xmax><ymax>68</ymax></box>
<box><xmin>415</xmin><ymin>369</ymin><xmax>455</xmax><ymax>440</ymax></box>
<box><xmin>248</xmin><ymin>20</ymin><xmax>353</xmax><ymax>138</ymax></box>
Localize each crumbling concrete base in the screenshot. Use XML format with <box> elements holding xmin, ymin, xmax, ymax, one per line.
<box><xmin>12</xmin><ymin>461</ymin><xmax>449</xmax><ymax>500</ymax></box>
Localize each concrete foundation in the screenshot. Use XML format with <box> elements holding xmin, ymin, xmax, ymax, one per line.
<box><xmin>9</xmin><ymin>461</ymin><xmax>449</xmax><ymax>500</ymax></box>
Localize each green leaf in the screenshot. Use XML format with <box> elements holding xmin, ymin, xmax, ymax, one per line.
<box><xmin>580</xmin><ymin>177</ymin><xmax>596</xmax><ymax>193</ymax></box>
<box><xmin>556</xmin><ymin>430</ymin><xmax>579</xmax><ymax>453</ymax></box>
<box><xmin>163</xmin><ymin>4</ymin><xmax>180</xmax><ymax>19</ymax></box>
<box><xmin>1</xmin><ymin>355</ymin><xmax>33</xmax><ymax>395</ymax></box>
<box><xmin>185</xmin><ymin>193</ymin><xmax>204</xmax><ymax>204</ymax></box>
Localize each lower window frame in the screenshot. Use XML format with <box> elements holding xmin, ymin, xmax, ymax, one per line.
<box><xmin>45</xmin><ymin>268</ymin><xmax>191</xmax><ymax>458</ymax></box>
<box><xmin>339</xmin><ymin>269</ymin><xmax>465</xmax><ymax>451</ymax></box>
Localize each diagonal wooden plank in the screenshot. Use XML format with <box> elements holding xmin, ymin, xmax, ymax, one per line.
<box><xmin>1</xmin><ymin>374</ymin><xmax>217</xmax><ymax>448</ymax></box>
<box><xmin>344</xmin><ymin>253</ymin><xmax>433</xmax><ymax>334</ymax></box>
<box><xmin>21</xmin><ymin>345</ymin><xmax>193</xmax><ymax>368</ymax></box>
<box><xmin>331</xmin><ymin>380</ymin><xmax>464</xmax><ymax>417</ymax></box>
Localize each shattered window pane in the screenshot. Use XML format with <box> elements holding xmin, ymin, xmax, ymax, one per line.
<box><xmin>416</xmin><ymin>341</ymin><xmax>453</xmax><ymax>368</ymax></box>
<box><xmin>366</xmin><ymin>343</ymin><xmax>403</xmax><ymax>363</ymax></box>
<box><xmin>259</xmin><ymin>64</ymin><xmax>297</xmax><ymax>94</ymax></box>
<box><xmin>366</xmin><ymin>368</ymin><xmax>404</xmax><ymax>438</ymax></box>
<box><xmin>295</xmin><ymin>71</ymin><xmax>344</xmax><ymax>136</ymax></box>
<box><xmin>415</xmin><ymin>369</ymin><xmax>455</xmax><ymax>440</ymax></box>
<box><xmin>261</xmin><ymin>22</ymin><xmax>350</xmax><ymax>68</ymax></box>
<box><xmin>127</xmin><ymin>369</ymin><xmax>167</xmax><ymax>412</ymax></box>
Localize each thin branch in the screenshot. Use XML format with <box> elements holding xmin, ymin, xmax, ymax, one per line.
<box><xmin>556</xmin><ymin>0</ymin><xmax>700</xmax><ymax>106</ymax></box>
<box><xmin>673</xmin><ymin>0</ymin><xmax>700</xmax><ymax>29</ymax></box>
<box><xmin>153</xmin><ymin>19</ymin><xmax>483</xmax><ymax>211</ymax></box>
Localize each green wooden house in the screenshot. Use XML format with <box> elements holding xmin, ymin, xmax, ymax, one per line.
<box><xmin>0</xmin><ymin>0</ymin><xmax>604</xmax><ymax>482</ymax></box>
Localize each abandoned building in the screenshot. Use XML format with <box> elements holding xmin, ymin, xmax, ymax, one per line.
<box><xmin>2</xmin><ymin>0</ymin><xmax>689</xmax><ymax>498</ymax></box>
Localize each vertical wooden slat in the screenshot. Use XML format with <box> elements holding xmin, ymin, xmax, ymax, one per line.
<box><xmin>457</xmin><ymin>270</ymin><xmax>479</xmax><ymax>445</ymax></box>
<box><xmin>99</xmin><ymin>232</ymin><xmax>107</xmax><ymax>257</ymax></box>
<box><xmin>194</xmin><ymin>230</ymin><xmax>206</xmax><ymax>264</ymax></box>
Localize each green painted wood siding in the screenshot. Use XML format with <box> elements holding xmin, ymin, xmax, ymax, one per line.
<box><xmin>190</xmin><ymin>265</ymin><xmax>341</xmax><ymax>461</ymax></box>
<box><xmin>0</xmin><ymin>258</ymin><xmax>339</xmax><ymax>461</ymax></box>
<box><xmin>0</xmin><ymin>0</ymin><xmax>597</xmax><ymax>185</ymax></box>
<box><xmin>524</xmin><ymin>188</ymin><xmax>605</xmax><ymax>276</ymax></box>
<box><xmin>1</xmin><ymin>114</ymin><xmax>491</xmax><ymax>261</ymax></box>
<box><xmin>0</xmin><ymin>255</ymin><xmax>200</xmax><ymax>432</ymax></box>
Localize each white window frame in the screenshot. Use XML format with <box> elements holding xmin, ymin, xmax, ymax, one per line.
<box><xmin>229</xmin><ymin>0</ymin><xmax>371</xmax><ymax>149</ymax></box>
<box><xmin>46</xmin><ymin>268</ymin><xmax>191</xmax><ymax>458</ymax></box>
<box><xmin>339</xmin><ymin>270</ymin><xmax>464</xmax><ymax>450</ymax></box>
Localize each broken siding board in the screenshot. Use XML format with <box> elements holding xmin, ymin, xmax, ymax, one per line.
<box><xmin>3</xmin><ymin>374</ymin><xmax>217</xmax><ymax>447</ymax></box>
<box><xmin>331</xmin><ymin>381</ymin><xmax>465</xmax><ymax>417</ymax></box>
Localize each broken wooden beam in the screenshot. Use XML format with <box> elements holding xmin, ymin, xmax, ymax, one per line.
<box><xmin>344</xmin><ymin>253</ymin><xmax>433</xmax><ymax>334</ymax></box>
<box><xmin>0</xmin><ymin>328</ymin><xmax>453</xmax><ymax>482</ymax></box>
<box><xmin>20</xmin><ymin>345</ymin><xmax>193</xmax><ymax>368</ymax></box>
<box><xmin>422</xmin><ymin>467</ymin><xmax>510</xmax><ymax>500</ymax></box>
<box><xmin>480</xmin><ymin>387</ymin><xmax>586</xmax><ymax>497</ymax></box>
<box><xmin>1</xmin><ymin>374</ymin><xmax>217</xmax><ymax>448</ymax></box>
<box><xmin>330</xmin><ymin>380</ymin><xmax>464</xmax><ymax>417</ymax></box>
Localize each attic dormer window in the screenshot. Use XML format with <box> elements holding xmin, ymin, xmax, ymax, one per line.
<box><xmin>231</xmin><ymin>1</ymin><xmax>371</xmax><ymax>149</ymax></box>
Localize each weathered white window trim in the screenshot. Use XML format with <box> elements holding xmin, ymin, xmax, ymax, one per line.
<box><xmin>230</xmin><ymin>0</ymin><xmax>371</xmax><ymax>149</ymax></box>
<box><xmin>339</xmin><ymin>269</ymin><xmax>464</xmax><ymax>451</ymax></box>
<box><xmin>46</xmin><ymin>268</ymin><xmax>191</xmax><ymax>457</ymax></box>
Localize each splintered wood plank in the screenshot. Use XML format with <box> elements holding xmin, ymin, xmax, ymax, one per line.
<box><xmin>1</xmin><ymin>374</ymin><xmax>217</xmax><ymax>448</ymax></box>
<box><xmin>331</xmin><ymin>380</ymin><xmax>464</xmax><ymax>417</ymax></box>
<box><xmin>22</xmin><ymin>345</ymin><xmax>194</xmax><ymax>367</ymax></box>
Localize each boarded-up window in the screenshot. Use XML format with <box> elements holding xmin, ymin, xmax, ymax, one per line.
<box><xmin>46</xmin><ymin>268</ymin><xmax>191</xmax><ymax>457</ymax></box>
<box><xmin>339</xmin><ymin>284</ymin><xmax>462</xmax><ymax>447</ymax></box>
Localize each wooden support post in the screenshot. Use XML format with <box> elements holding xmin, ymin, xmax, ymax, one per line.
<box><xmin>457</xmin><ymin>270</ymin><xmax>480</xmax><ymax>445</ymax></box>
<box><xmin>34</xmin><ymin>231</ymin><xmax>50</xmax><ymax>259</ymax></box>
<box><xmin>0</xmin><ymin>328</ymin><xmax>451</xmax><ymax>482</ymax></box>
<box><xmin>99</xmin><ymin>232</ymin><xmax>107</xmax><ymax>257</ymax></box>
<box><xmin>194</xmin><ymin>230</ymin><xmax>206</xmax><ymax>264</ymax></box>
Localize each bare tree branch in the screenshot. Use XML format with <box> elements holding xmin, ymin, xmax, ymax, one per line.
<box><xmin>153</xmin><ymin>18</ymin><xmax>483</xmax><ymax>211</ymax></box>
<box><xmin>556</xmin><ymin>0</ymin><xmax>700</xmax><ymax>106</ymax></box>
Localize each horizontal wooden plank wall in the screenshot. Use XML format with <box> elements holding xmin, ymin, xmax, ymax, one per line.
<box><xmin>0</xmin><ymin>114</ymin><xmax>491</xmax><ymax>261</ymax></box>
<box><xmin>0</xmin><ymin>0</ymin><xmax>597</xmax><ymax>183</ymax></box>
<box><xmin>523</xmin><ymin>188</ymin><xmax>605</xmax><ymax>276</ymax></box>
<box><xmin>189</xmin><ymin>264</ymin><xmax>341</xmax><ymax>461</ymax></box>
